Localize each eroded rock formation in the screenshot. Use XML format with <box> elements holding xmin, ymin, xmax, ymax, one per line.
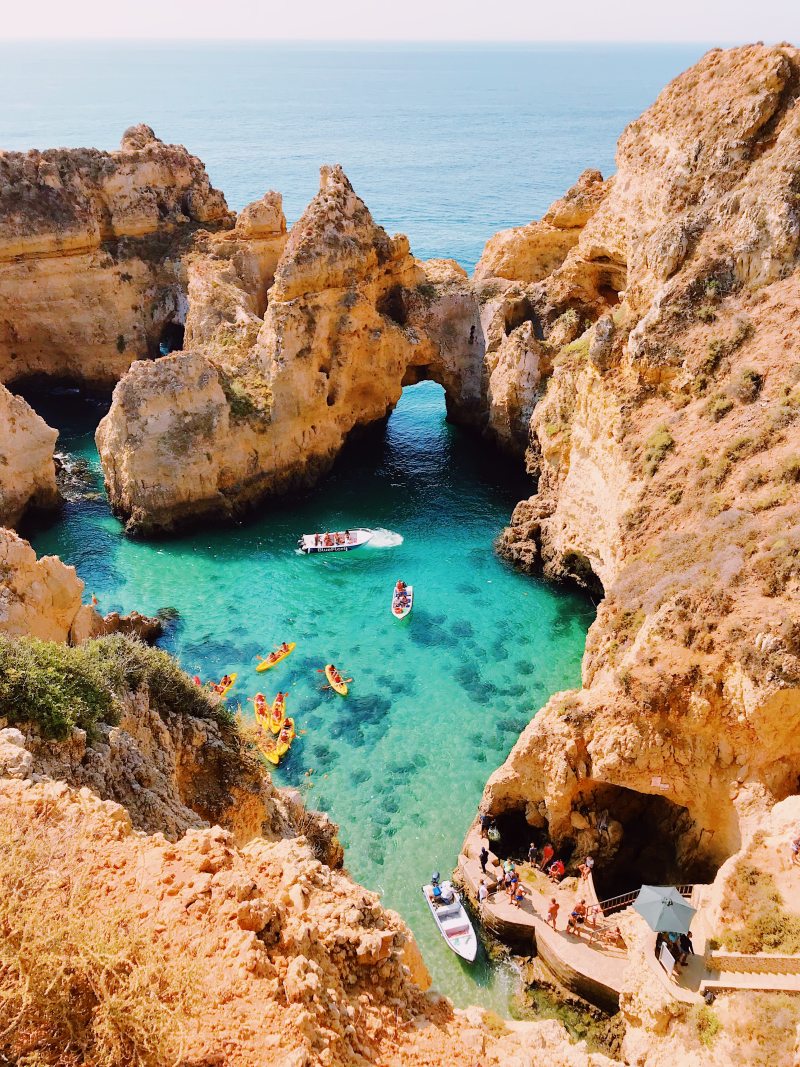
<box><xmin>97</xmin><ymin>165</ymin><xmax>484</xmax><ymax>533</ymax></box>
<box><xmin>0</xmin><ymin>383</ymin><xmax>59</xmax><ymax>526</ymax></box>
<box><xmin>0</xmin><ymin>124</ymin><xmax>230</xmax><ymax>388</ymax></box>
<box><xmin>474</xmin><ymin>44</ymin><xmax>800</xmax><ymax>895</ymax></box>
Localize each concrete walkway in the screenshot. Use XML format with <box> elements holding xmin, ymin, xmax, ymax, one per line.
<box><xmin>458</xmin><ymin>829</ymin><xmax>630</xmax><ymax>1009</ymax></box>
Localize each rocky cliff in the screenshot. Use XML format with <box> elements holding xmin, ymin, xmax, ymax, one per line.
<box><xmin>0</xmin><ymin>382</ymin><xmax>59</xmax><ymax>526</ymax></box>
<box><xmin>474</xmin><ymin>44</ymin><xmax>800</xmax><ymax>899</ymax></box>
<box><xmin>0</xmin><ymin>124</ymin><xmax>230</xmax><ymax>388</ymax></box>
<box><xmin>96</xmin><ymin>164</ymin><xmax>484</xmax><ymax>533</ymax></box>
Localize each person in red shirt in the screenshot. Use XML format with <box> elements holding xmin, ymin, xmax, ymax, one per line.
<box><xmin>548</xmin><ymin>859</ymin><xmax>565</xmax><ymax>882</ymax></box>
<box><xmin>538</xmin><ymin>843</ymin><xmax>555</xmax><ymax>871</ymax></box>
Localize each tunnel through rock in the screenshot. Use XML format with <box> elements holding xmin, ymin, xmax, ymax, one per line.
<box><xmin>157</xmin><ymin>321</ymin><xmax>186</xmax><ymax>357</ymax></box>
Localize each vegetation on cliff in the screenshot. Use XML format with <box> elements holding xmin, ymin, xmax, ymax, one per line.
<box><xmin>0</xmin><ymin>634</ymin><xmax>228</xmax><ymax>741</ymax></box>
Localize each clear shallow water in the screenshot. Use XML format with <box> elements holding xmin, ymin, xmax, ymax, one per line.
<box><xmin>5</xmin><ymin>40</ymin><xmax>704</xmax><ymax>1006</ymax></box>
<box><xmin>28</xmin><ymin>382</ymin><xmax>592</xmax><ymax>1007</ymax></box>
<box><xmin>0</xmin><ymin>42</ymin><xmax>709</xmax><ymax>270</ymax></box>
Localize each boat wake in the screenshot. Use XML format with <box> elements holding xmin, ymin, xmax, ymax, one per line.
<box><xmin>366</xmin><ymin>528</ymin><xmax>404</xmax><ymax>548</ymax></box>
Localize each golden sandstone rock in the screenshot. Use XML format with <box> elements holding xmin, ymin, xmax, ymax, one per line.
<box><xmin>2</xmin><ymin>43</ymin><xmax>800</xmax><ymax>1065</ymax></box>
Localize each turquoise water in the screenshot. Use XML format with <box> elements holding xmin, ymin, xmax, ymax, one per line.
<box><xmin>28</xmin><ymin>381</ymin><xmax>592</xmax><ymax>1007</ymax></box>
<box><xmin>5</xmin><ymin>41</ymin><xmax>704</xmax><ymax>1005</ymax></box>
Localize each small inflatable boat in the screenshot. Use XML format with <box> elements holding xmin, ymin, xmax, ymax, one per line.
<box><xmin>391</xmin><ymin>583</ymin><xmax>413</xmax><ymax>619</ymax></box>
<box><xmin>422</xmin><ymin>880</ymin><xmax>478</xmax><ymax>962</ymax></box>
<box><xmin>298</xmin><ymin>529</ymin><xmax>373</xmax><ymax>553</ymax></box>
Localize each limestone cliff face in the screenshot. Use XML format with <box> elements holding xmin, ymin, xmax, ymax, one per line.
<box><xmin>476</xmin><ymin>45</ymin><xmax>800</xmax><ymax>888</ymax></box>
<box><xmin>97</xmin><ymin>165</ymin><xmax>484</xmax><ymax>533</ymax></box>
<box><xmin>0</xmin><ymin>758</ymin><xmax>613</xmax><ymax>1066</ymax></box>
<box><xmin>0</xmin><ymin>383</ymin><xmax>59</xmax><ymax>526</ymax></box>
<box><xmin>0</xmin><ymin>124</ymin><xmax>230</xmax><ymax>388</ymax></box>
<box><xmin>0</xmin><ymin>527</ymin><xmax>85</xmax><ymax>641</ymax></box>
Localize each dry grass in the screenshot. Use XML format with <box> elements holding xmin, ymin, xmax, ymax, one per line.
<box><xmin>721</xmin><ymin>861</ymin><xmax>800</xmax><ymax>954</ymax></box>
<box><xmin>0</xmin><ymin>804</ymin><xmax>200</xmax><ymax>1066</ymax></box>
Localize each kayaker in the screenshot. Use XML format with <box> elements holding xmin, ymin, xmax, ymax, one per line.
<box><xmin>220</xmin><ymin>674</ymin><xmax>232</xmax><ymax>688</ymax></box>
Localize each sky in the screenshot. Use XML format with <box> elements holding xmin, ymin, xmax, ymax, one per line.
<box><xmin>0</xmin><ymin>0</ymin><xmax>798</xmax><ymax>43</ymax></box>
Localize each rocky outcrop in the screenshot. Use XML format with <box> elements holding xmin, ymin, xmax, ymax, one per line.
<box><xmin>475</xmin><ymin>45</ymin><xmax>800</xmax><ymax>896</ymax></box>
<box><xmin>0</xmin><ymin>527</ymin><xmax>85</xmax><ymax>641</ymax></box>
<box><xmin>0</xmin><ymin>124</ymin><xmax>230</xmax><ymax>388</ymax></box>
<box><xmin>0</xmin><ymin>527</ymin><xmax>163</xmax><ymax>645</ymax></box>
<box><xmin>97</xmin><ymin>165</ymin><xmax>484</xmax><ymax>533</ymax></box>
<box><xmin>0</xmin><ymin>382</ymin><xmax>59</xmax><ymax>526</ymax></box>
<box><xmin>0</xmin><ymin>768</ymin><xmax>615</xmax><ymax>1067</ymax></box>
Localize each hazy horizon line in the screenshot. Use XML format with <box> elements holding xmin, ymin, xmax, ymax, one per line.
<box><xmin>0</xmin><ymin>36</ymin><xmax>754</xmax><ymax>45</ymax></box>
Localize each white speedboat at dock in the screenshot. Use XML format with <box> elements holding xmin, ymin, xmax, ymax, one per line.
<box><xmin>422</xmin><ymin>878</ymin><xmax>478</xmax><ymax>962</ymax></box>
<box><xmin>298</xmin><ymin>528</ymin><xmax>373</xmax><ymax>553</ymax></box>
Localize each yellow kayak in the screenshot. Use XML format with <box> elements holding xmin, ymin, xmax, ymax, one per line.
<box><xmin>256</xmin><ymin>642</ymin><xmax>296</xmax><ymax>672</ymax></box>
<box><xmin>215</xmin><ymin>672</ymin><xmax>237</xmax><ymax>698</ymax></box>
<box><xmin>325</xmin><ymin>665</ymin><xmax>348</xmax><ymax>696</ymax></box>
<box><xmin>254</xmin><ymin>692</ymin><xmax>270</xmax><ymax>731</ymax></box>
<box><xmin>262</xmin><ymin>718</ymin><xmax>295</xmax><ymax>766</ymax></box>
<box><xmin>269</xmin><ymin>692</ymin><xmax>287</xmax><ymax>734</ymax></box>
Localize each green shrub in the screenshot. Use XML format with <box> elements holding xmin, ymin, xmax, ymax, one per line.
<box><xmin>707</xmin><ymin>395</ymin><xmax>734</xmax><ymax>422</ymax></box>
<box><xmin>696</xmin><ymin>305</ymin><xmax>717</xmax><ymax>323</ymax></box>
<box><xmin>0</xmin><ymin>635</ymin><xmax>228</xmax><ymax>741</ymax></box>
<box><xmin>735</xmin><ymin>367</ymin><xmax>763</xmax><ymax>402</ymax></box>
<box><xmin>694</xmin><ymin>1004</ymin><xmax>721</xmax><ymax>1047</ymax></box>
<box><xmin>722</xmin><ymin>862</ymin><xmax>800</xmax><ymax>953</ymax></box>
<box><xmin>780</xmin><ymin>457</ymin><xmax>800</xmax><ymax>484</ymax></box>
<box><xmin>643</xmin><ymin>426</ymin><xmax>674</xmax><ymax>476</ymax></box>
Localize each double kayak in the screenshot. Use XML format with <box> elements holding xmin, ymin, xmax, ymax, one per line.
<box><xmin>269</xmin><ymin>692</ymin><xmax>287</xmax><ymax>733</ymax></box>
<box><xmin>325</xmin><ymin>665</ymin><xmax>348</xmax><ymax>696</ymax></box>
<box><xmin>262</xmin><ymin>717</ymin><xmax>296</xmax><ymax>766</ymax></box>
<box><xmin>254</xmin><ymin>692</ymin><xmax>270</xmax><ymax>731</ymax></box>
<box><xmin>213</xmin><ymin>673</ymin><xmax>237</xmax><ymax>698</ymax></box>
<box><xmin>256</xmin><ymin>643</ymin><xmax>296</xmax><ymax>672</ymax></box>
<box><xmin>392</xmin><ymin>583</ymin><xmax>413</xmax><ymax>619</ymax></box>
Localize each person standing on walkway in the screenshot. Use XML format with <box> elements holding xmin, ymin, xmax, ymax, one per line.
<box><xmin>528</xmin><ymin>842</ymin><xmax>538</xmax><ymax>867</ymax></box>
<box><xmin>539</xmin><ymin>842</ymin><xmax>554</xmax><ymax>871</ymax></box>
<box><xmin>547</xmin><ymin>897</ymin><xmax>559</xmax><ymax>929</ymax></box>
<box><xmin>479</xmin><ymin>846</ymin><xmax>489</xmax><ymax>874</ymax></box>
<box><xmin>578</xmin><ymin>856</ymin><xmax>595</xmax><ymax>881</ymax></box>
<box><xmin>478</xmin><ymin>880</ymin><xmax>488</xmax><ymax>906</ymax></box>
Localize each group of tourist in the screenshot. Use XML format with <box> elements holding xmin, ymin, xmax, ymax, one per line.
<box><xmin>476</xmin><ymin>813</ymin><xmax>625</xmax><ymax>941</ymax></box>
<box><xmin>313</xmin><ymin>530</ymin><xmax>354</xmax><ymax>547</ymax></box>
<box><xmin>656</xmin><ymin>930</ymin><xmax>694</xmax><ymax>968</ymax></box>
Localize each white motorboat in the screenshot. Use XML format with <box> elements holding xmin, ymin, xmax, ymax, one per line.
<box><xmin>421</xmin><ymin>880</ymin><xmax>478</xmax><ymax>962</ymax></box>
<box><xmin>391</xmin><ymin>583</ymin><xmax>413</xmax><ymax>619</ymax></box>
<box><xmin>298</xmin><ymin>528</ymin><xmax>373</xmax><ymax>553</ymax></box>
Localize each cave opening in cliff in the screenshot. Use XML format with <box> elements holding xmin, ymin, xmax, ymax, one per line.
<box><xmin>157</xmin><ymin>321</ymin><xmax>185</xmax><ymax>356</ymax></box>
<box><xmin>573</xmin><ymin>782</ymin><xmax>719</xmax><ymax>901</ymax></box>
<box><xmin>377</xmin><ymin>285</ymin><xmax>408</xmax><ymax>327</ymax></box>
<box><xmin>503</xmin><ymin>296</ymin><xmax>544</xmax><ymax>340</ymax></box>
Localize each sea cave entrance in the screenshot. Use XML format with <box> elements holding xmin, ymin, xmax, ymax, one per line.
<box><xmin>157</xmin><ymin>320</ymin><xmax>185</xmax><ymax>357</ymax></box>
<box><xmin>572</xmin><ymin>782</ymin><xmax>719</xmax><ymax>900</ymax></box>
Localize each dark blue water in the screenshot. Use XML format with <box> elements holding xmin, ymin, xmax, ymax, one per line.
<box><xmin>0</xmin><ymin>42</ymin><xmax>709</xmax><ymax>270</ymax></box>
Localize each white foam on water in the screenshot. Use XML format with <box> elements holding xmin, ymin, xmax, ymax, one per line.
<box><xmin>366</xmin><ymin>528</ymin><xmax>404</xmax><ymax>548</ymax></box>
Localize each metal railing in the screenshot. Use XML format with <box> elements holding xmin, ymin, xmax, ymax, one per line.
<box><xmin>596</xmin><ymin>883</ymin><xmax>695</xmax><ymax>916</ymax></box>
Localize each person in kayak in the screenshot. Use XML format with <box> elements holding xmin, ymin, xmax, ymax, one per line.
<box><xmin>220</xmin><ymin>675</ymin><xmax>233</xmax><ymax>689</ymax></box>
<box><xmin>330</xmin><ymin>666</ymin><xmax>343</xmax><ymax>685</ymax></box>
